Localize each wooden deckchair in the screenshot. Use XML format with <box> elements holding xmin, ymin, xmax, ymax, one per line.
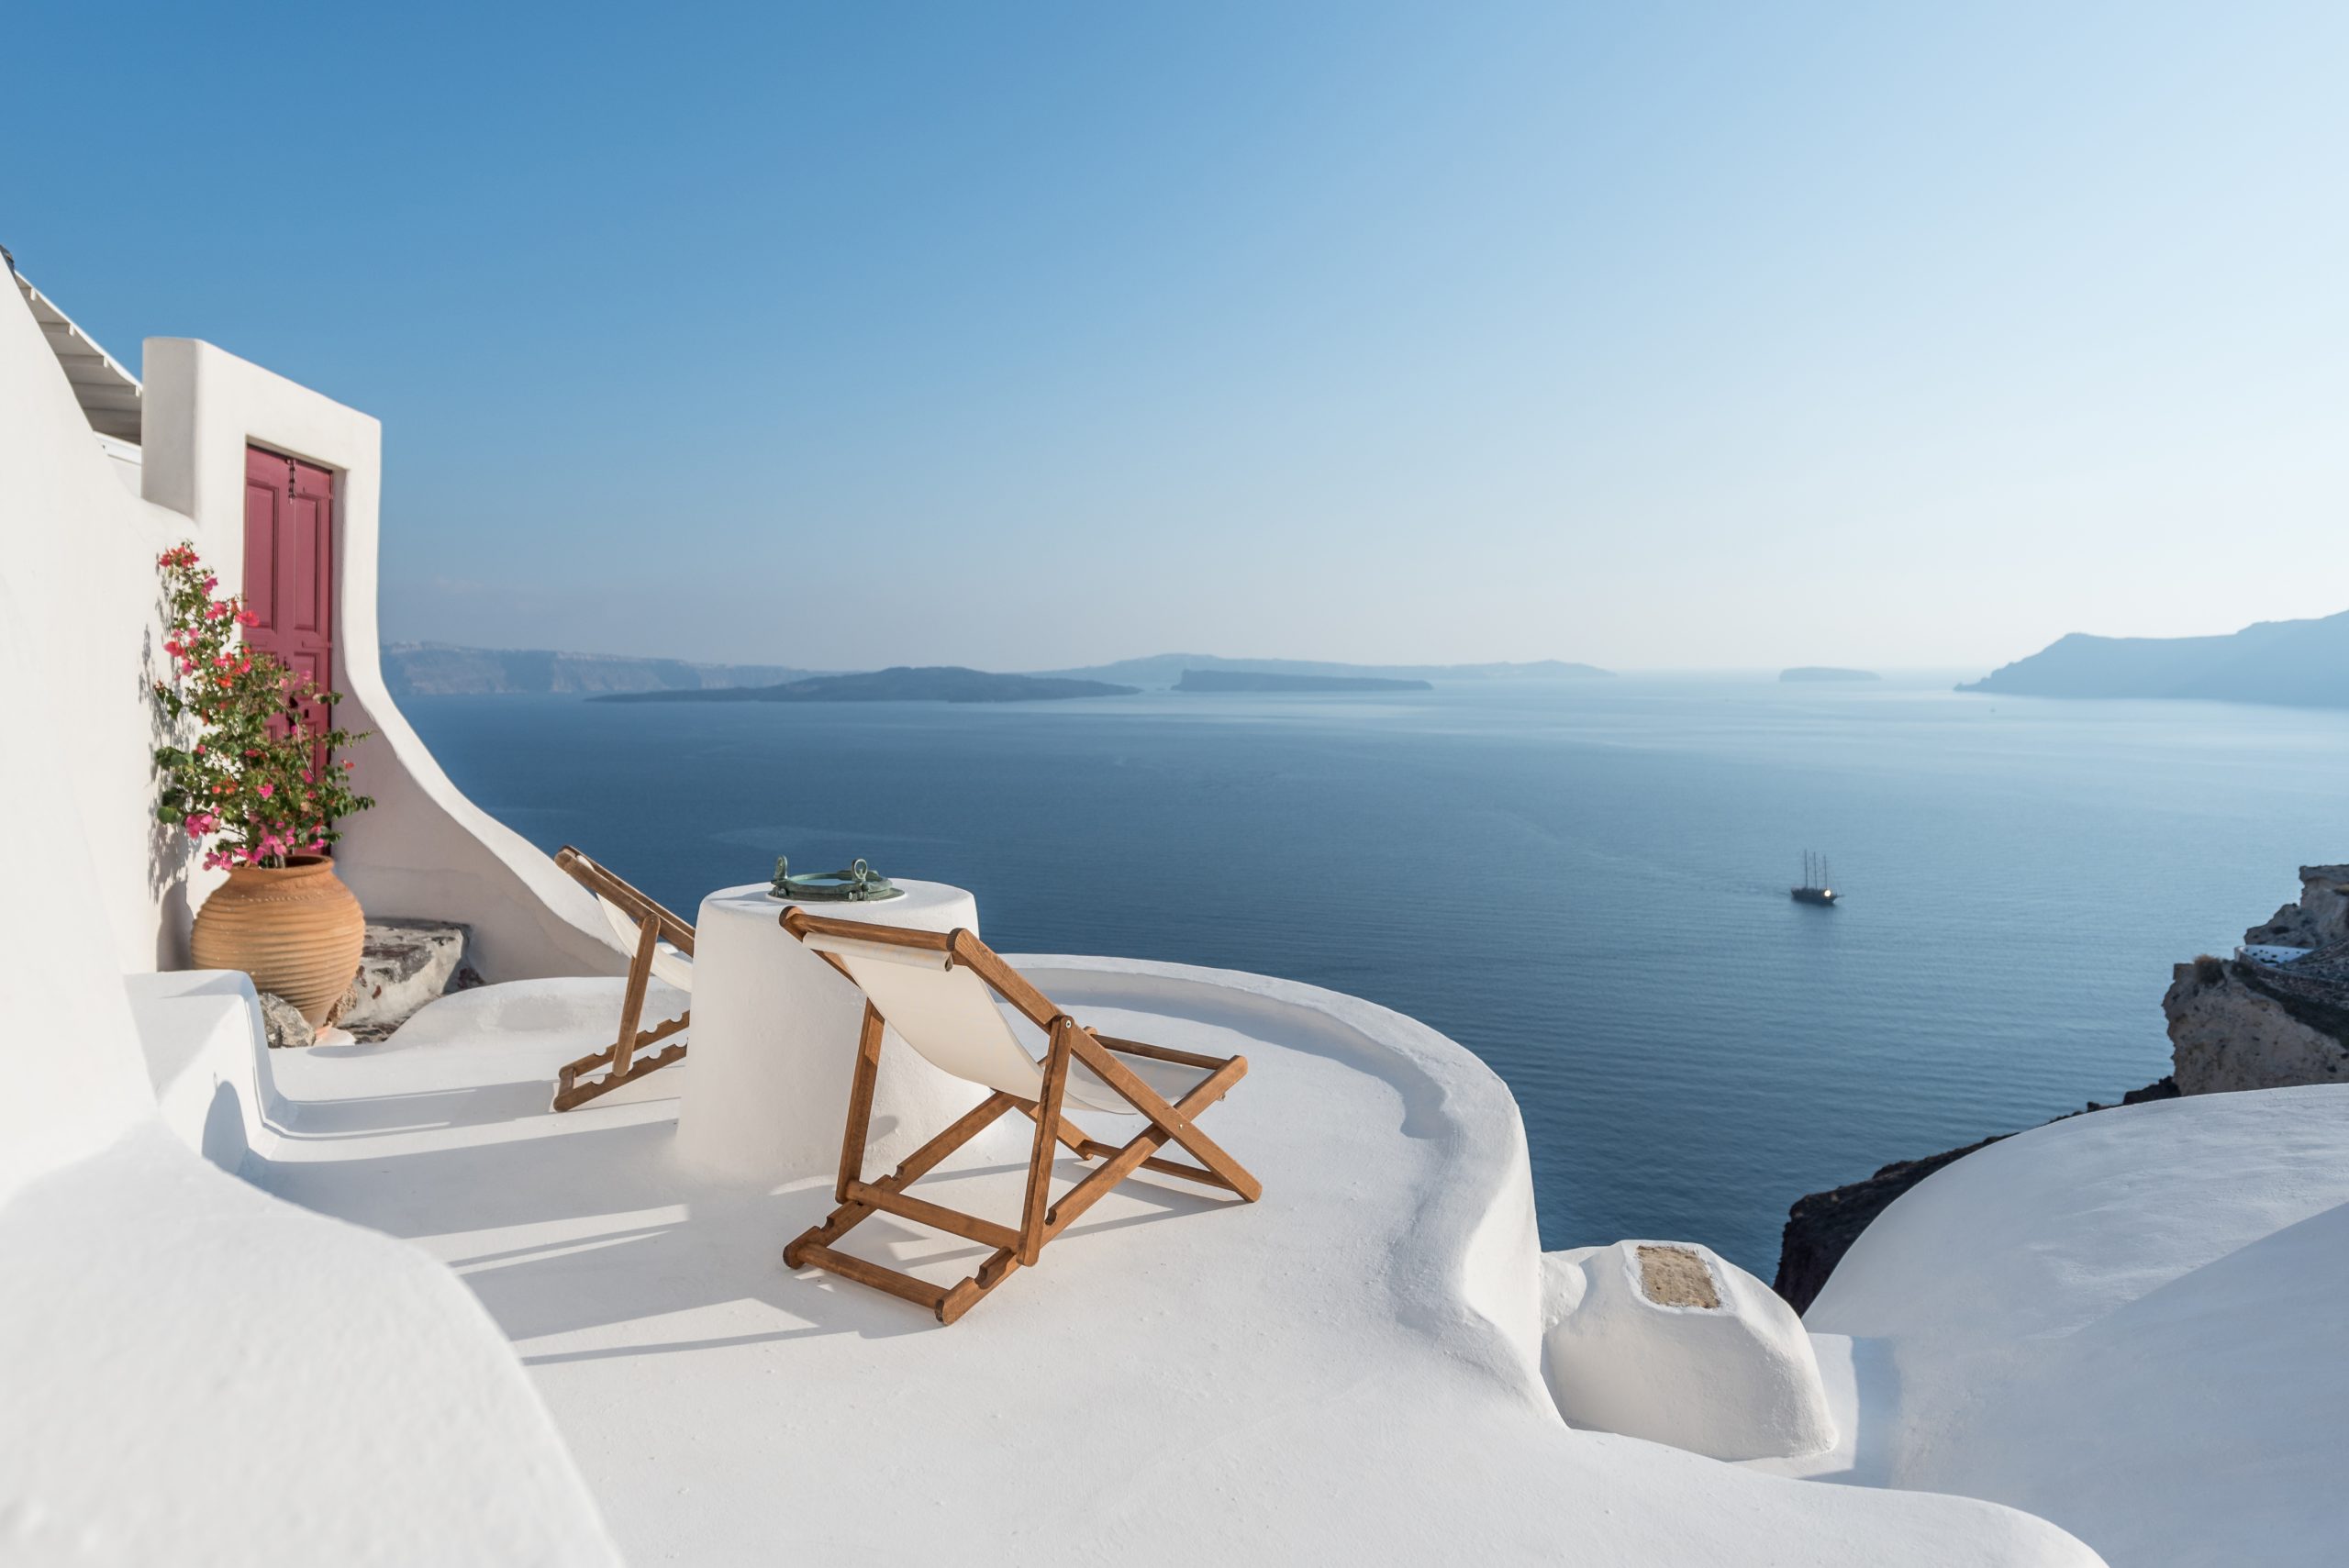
<box><xmin>778</xmin><ymin>909</ymin><xmax>1261</xmax><ymax>1324</ymax></box>
<box><xmin>551</xmin><ymin>846</ymin><xmax>695</xmax><ymax>1111</ymax></box>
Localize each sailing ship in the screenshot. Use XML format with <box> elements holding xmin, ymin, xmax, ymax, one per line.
<box><xmin>1791</xmin><ymin>851</ymin><xmax>1838</xmax><ymax>906</ymax></box>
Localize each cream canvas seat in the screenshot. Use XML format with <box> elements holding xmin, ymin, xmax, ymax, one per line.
<box><xmin>780</xmin><ymin>910</ymin><xmax>1261</xmax><ymax>1324</ymax></box>
<box><xmin>551</xmin><ymin>847</ymin><xmax>695</xmax><ymax>1111</ymax></box>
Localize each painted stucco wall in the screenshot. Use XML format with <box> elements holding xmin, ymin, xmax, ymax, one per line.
<box><xmin>0</xmin><ymin>281</ymin><xmax>203</xmax><ymax>973</ymax></box>
<box><xmin>0</xmin><ymin>275</ymin><xmax>618</xmax><ymax>981</ymax></box>
<box><xmin>139</xmin><ymin>336</ymin><xmax>618</xmax><ymax>981</ymax></box>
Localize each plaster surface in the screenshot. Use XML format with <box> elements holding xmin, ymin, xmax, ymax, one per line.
<box><xmin>676</xmin><ymin>880</ymin><xmax>985</xmax><ymax>1184</ymax></box>
<box><xmin>125</xmin><ymin>967</ymin><xmax>280</xmax><ymax>1173</ymax></box>
<box><xmin>1541</xmin><ymin>1239</ymin><xmax>1836</xmax><ymax>1462</ymax></box>
<box><xmin>1807</xmin><ymin>1085</ymin><xmax>2349</xmax><ymax>1568</ymax></box>
<box><xmin>0</xmin><ymin>579</ymin><xmax>618</xmax><ymax>1566</ymax></box>
<box><xmin>257</xmin><ymin>960</ymin><xmax>2100</xmax><ymax>1568</ymax></box>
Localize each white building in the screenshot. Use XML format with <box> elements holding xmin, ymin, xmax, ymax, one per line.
<box><xmin>3</xmin><ymin>263</ymin><xmax>2340</xmax><ymax>1567</ymax></box>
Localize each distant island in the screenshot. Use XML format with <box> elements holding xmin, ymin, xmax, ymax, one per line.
<box><xmin>590</xmin><ymin>666</ymin><xmax>1140</xmax><ymax>705</ymax></box>
<box><xmin>385</xmin><ymin>642</ymin><xmax>817</xmax><ymax>697</ymax></box>
<box><xmin>387</xmin><ymin>642</ymin><xmax>1611</xmax><ymax>699</ymax></box>
<box><xmin>1779</xmin><ymin>667</ymin><xmax>1879</xmax><ymax>684</ymax></box>
<box><xmin>1176</xmin><ymin>669</ymin><xmax>1433</xmax><ymax>694</ymax></box>
<box><xmin>1960</xmin><ymin>609</ymin><xmax>2349</xmax><ymax>708</ymax></box>
<box><xmin>1031</xmin><ymin>653</ymin><xmax>1609</xmax><ymax>689</ymax></box>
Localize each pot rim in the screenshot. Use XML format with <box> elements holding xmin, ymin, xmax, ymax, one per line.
<box><xmin>221</xmin><ymin>852</ymin><xmax>337</xmax><ymax>876</ymax></box>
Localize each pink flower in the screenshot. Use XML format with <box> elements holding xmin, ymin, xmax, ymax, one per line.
<box><xmin>239</xmin><ymin>610</ymin><xmax>258</xmax><ymax>627</ymax></box>
<box><xmin>257</xmin><ymin>784</ymin><xmax>274</xmax><ymax>799</ymax></box>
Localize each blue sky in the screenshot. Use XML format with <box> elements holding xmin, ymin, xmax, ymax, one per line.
<box><xmin>7</xmin><ymin>2</ymin><xmax>2344</xmax><ymax>671</ymax></box>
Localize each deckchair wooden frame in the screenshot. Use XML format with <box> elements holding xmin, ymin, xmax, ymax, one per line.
<box><xmin>551</xmin><ymin>846</ymin><xmax>696</xmax><ymax>1112</ymax></box>
<box><xmin>777</xmin><ymin>909</ymin><xmax>1262</xmax><ymax>1325</ymax></box>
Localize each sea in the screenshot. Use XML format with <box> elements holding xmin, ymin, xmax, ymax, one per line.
<box><xmin>402</xmin><ymin>675</ymin><xmax>2349</xmax><ymax>1278</ymax></box>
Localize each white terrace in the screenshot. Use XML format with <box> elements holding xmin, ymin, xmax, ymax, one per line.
<box><xmin>6</xmin><ymin>270</ymin><xmax>2344</xmax><ymax>1568</ymax></box>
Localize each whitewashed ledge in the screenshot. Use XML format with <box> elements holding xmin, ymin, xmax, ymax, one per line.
<box><xmin>253</xmin><ymin>955</ymin><xmax>2100</xmax><ymax>1567</ymax></box>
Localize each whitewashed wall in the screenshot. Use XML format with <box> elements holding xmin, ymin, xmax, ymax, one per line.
<box><xmin>139</xmin><ymin>338</ymin><xmax>617</xmax><ymax>980</ymax></box>
<box><xmin>0</xmin><ymin>283</ymin><xmax>201</xmax><ymax>971</ymax></box>
<box><xmin>0</xmin><ymin>279</ymin><xmax>618</xmax><ymax>980</ymax></box>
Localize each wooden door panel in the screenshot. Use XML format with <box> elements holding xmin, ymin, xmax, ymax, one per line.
<box><xmin>242</xmin><ymin>445</ymin><xmax>336</xmax><ymax>758</ymax></box>
<box><xmin>242</xmin><ymin>463</ymin><xmax>279</xmax><ymax>628</ymax></box>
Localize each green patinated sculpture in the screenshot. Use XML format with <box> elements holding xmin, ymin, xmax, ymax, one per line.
<box><xmin>769</xmin><ymin>854</ymin><xmax>904</xmax><ymax>903</ymax></box>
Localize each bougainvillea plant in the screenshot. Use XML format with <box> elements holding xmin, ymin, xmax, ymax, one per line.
<box><xmin>151</xmin><ymin>541</ymin><xmax>375</xmax><ymax>870</ymax></box>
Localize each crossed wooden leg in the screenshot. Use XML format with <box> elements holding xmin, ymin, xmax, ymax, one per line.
<box><xmin>783</xmin><ymin>1011</ymin><xmax>1258</xmax><ymax>1325</ymax></box>
<box><xmin>553</xmin><ymin>917</ymin><xmax>690</xmax><ymax>1111</ymax></box>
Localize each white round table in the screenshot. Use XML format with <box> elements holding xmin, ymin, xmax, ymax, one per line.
<box><xmin>674</xmin><ymin>878</ymin><xmax>996</xmax><ymax>1186</ymax></box>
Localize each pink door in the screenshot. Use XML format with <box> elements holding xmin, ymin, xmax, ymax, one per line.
<box><xmin>242</xmin><ymin>445</ymin><xmax>336</xmax><ymax>747</ymax></box>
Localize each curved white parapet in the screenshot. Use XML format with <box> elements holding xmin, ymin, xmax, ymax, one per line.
<box><xmin>676</xmin><ymin>881</ymin><xmax>990</xmax><ymax>1185</ymax></box>
<box><xmin>1011</xmin><ymin>953</ymin><xmax>1552</xmax><ymax>1388</ymax></box>
<box><xmin>1808</xmin><ymin>1085</ymin><xmax>2349</xmax><ymax>1568</ymax></box>
<box><xmin>123</xmin><ymin>968</ymin><xmax>282</xmax><ymax>1174</ymax></box>
<box><xmin>1540</xmin><ymin>1240</ymin><xmax>1837</xmax><ymax>1462</ymax></box>
<box><xmin>0</xmin><ymin>1126</ymin><xmax>624</xmax><ymax>1568</ymax></box>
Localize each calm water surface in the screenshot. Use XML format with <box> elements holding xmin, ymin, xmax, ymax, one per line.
<box><xmin>404</xmin><ymin>677</ymin><xmax>2348</xmax><ymax>1276</ymax></box>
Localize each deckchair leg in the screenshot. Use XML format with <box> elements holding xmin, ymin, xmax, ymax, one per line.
<box><xmin>1019</xmin><ymin>1023</ymin><xmax>1074</xmax><ymax>1265</ymax></box>
<box><xmin>940</xmin><ymin>1248</ymin><xmax>1023</xmax><ymax>1325</ymax></box>
<box><xmin>551</xmin><ymin>1012</ymin><xmax>689</xmax><ymax>1111</ymax></box>
<box><xmin>1069</xmin><ymin>1030</ymin><xmax>1262</xmax><ymax>1202</ymax></box>
<box><xmin>1009</xmin><ymin>1098</ymin><xmax>1097</xmax><ymax>1159</ymax></box>
<box><xmin>610</xmin><ymin>917</ymin><xmax>660</xmax><ymax>1079</ymax></box>
<box><xmin>1045</xmin><ymin>1054</ymin><xmax>1253</xmax><ymax>1240</ymax></box>
<box><xmin>835</xmin><ymin>1004</ymin><xmax>886</xmax><ymax>1204</ymax></box>
<box><xmin>785</xmin><ymin>1091</ymin><xmax>1019</xmax><ymax>1266</ymax></box>
<box><xmin>550</xmin><ymin>847</ymin><xmax>697</xmax><ymax>1112</ymax></box>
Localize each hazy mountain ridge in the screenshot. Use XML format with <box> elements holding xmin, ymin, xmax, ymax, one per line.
<box><xmin>1176</xmin><ymin>669</ymin><xmax>1433</xmax><ymax>693</ymax></box>
<box><xmin>590</xmin><ymin>667</ymin><xmax>1138</xmax><ymax>705</ymax></box>
<box><xmin>1961</xmin><ymin>611</ymin><xmax>2349</xmax><ymax>707</ymax></box>
<box><xmin>1032</xmin><ymin>653</ymin><xmax>1609</xmax><ymax>688</ymax></box>
<box><xmin>385</xmin><ymin>643</ymin><xmax>1606</xmax><ymax>696</ymax></box>
<box><xmin>384</xmin><ymin>642</ymin><xmax>818</xmax><ymax>696</ymax></box>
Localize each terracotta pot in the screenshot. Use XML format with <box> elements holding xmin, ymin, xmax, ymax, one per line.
<box><xmin>192</xmin><ymin>854</ymin><xmax>366</xmax><ymax>1027</ymax></box>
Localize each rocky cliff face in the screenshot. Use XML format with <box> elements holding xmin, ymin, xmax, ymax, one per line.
<box><xmin>2242</xmin><ymin>863</ymin><xmax>2349</xmax><ymax>949</ymax></box>
<box><xmin>2164</xmin><ymin>957</ymin><xmax>2349</xmax><ymax>1095</ymax></box>
<box><xmin>2164</xmin><ymin>866</ymin><xmax>2349</xmax><ymax>1095</ymax></box>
